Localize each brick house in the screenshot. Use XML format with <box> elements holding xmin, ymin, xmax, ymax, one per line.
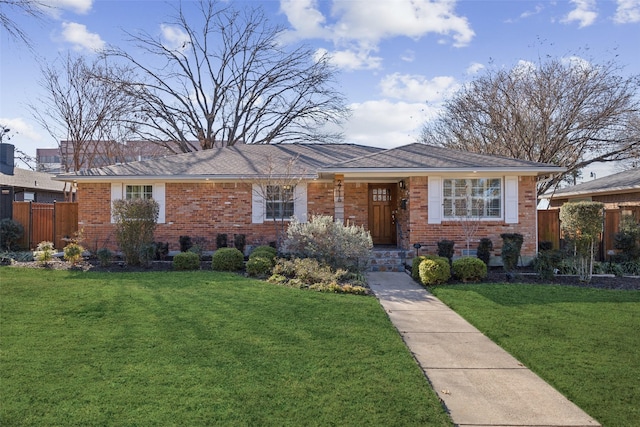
<box><xmin>543</xmin><ymin>168</ymin><xmax>640</xmax><ymax>210</ymax></box>
<box><xmin>56</xmin><ymin>143</ymin><xmax>562</xmax><ymax>262</ymax></box>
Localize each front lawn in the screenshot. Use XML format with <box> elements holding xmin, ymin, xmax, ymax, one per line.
<box><xmin>0</xmin><ymin>268</ymin><xmax>451</xmax><ymax>426</ymax></box>
<box><xmin>430</xmin><ymin>284</ymin><xmax>640</xmax><ymax>427</ymax></box>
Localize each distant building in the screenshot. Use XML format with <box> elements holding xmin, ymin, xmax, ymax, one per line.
<box><xmin>36</xmin><ymin>140</ymin><xmax>181</xmax><ymax>173</ymax></box>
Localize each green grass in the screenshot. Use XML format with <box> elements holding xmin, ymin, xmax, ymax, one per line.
<box><xmin>430</xmin><ymin>283</ymin><xmax>640</xmax><ymax>427</ymax></box>
<box><xmin>0</xmin><ymin>268</ymin><xmax>451</xmax><ymax>426</ymax></box>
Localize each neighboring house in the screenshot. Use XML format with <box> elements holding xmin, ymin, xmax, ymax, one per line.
<box><xmin>56</xmin><ymin>143</ymin><xmax>563</xmax><ymax>261</ymax></box>
<box><xmin>1</xmin><ymin>143</ymin><xmax>69</xmax><ymax>219</ymax></box>
<box><xmin>542</xmin><ymin>168</ymin><xmax>640</xmax><ymax>209</ymax></box>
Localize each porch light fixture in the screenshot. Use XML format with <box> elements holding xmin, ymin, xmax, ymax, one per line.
<box><xmin>398</xmin><ymin>180</ymin><xmax>406</xmax><ymax>189</ymax></box>
<box><xmin>335</xmin><ymin>180</ymin><xmax>343</xmax><ymax>202</ymax></box>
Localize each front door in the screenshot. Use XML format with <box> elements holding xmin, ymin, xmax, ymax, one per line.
<box><xmin>368</xmin><ymin>184</ymin><xmax>396</xmax><ymax>245</ymax></box>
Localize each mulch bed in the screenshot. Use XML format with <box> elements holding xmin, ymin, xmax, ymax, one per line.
<box><xmin>4</xmin><ymin>258</ymin><xmax>639</xmax><ymax>291</ymax></box>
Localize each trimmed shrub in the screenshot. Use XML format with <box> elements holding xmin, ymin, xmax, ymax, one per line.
<box><xmin>96</xmin><ymin>247</ymin><xmax>112</xmax><ymax>267</ymax></box>
<box><xmin>452</xmin><ymin>257</ymin><xmax>487</xmax><ymax>282</ymax></box>
<box><xmin>246</xmin><ymin>256</ymin><xmax>273</xmax><ymax>277</ymax></box>
<box><xmin>112</xmin><ymin>198</ymin><xmax>159</xmax><ymax>266</ymax></box>
<box><xmin>418</xmin><ymin>256</ymin><xmax>451</xmax><ymax>286</ymax></box>
<box><xmin>500</xmin><ymin>233</ymin><xmax>523</xmax><ymax>272</ymax></box>
<box><xmin>250</xmin><ymin>245</ymin><xmax>277</xmax><ymax>262</ymax></box>
<box><xmin>35</xmin><ymin>241</ymin><xmax>55</xmax><ymax>264</ymax></box>
<box><xmin>532</xmin><ymin>249</ymin><xmax>562</xmax><ymax>281</ymax></box>
<box><xmin>63</xmin><ymin>243</ymin><xmax>84</xmax><ymax>264</ymax></box>
<box><xmin>613</xmin><ymin>215</ymin><xmax>640</xmax><ymax>262</ymax></box>
<box><xmin>212</xmin><ymin>247</ymin><xmax>244</xmax><ymax>271</ymax></box>
<box><xmin>216</xmin><ymin>233</ymin><xmax>228</xmax><ymax>249</ymax></box>
<box><xmin>412</xmin><ymin>255</ymin><xmax>428</xmax><ymax>281</ymax></box>
<box><xmin>437</xmin><ymin>240</ymin><xmax>455</xmax><ymax>265</ymax></box>
<box><xmin>154</xmin><ymin>242</ymin><xmax>169</xmax><ymax>260</ymax></box>
<box><xmin>283</xmin><ymin>215</ymin><xmax>373</xmax><ymax>273</ymax></box>
<box><xmin>476</xmin><ymin>238</ymin><xmax>493</xmax><ymax>265</ymax></box>
<box><xmin>173</xmin><ymin>251</ymin><xmax>201</xmax><ymax>270</ymax></box>
<box><xmin>234</xmin><ymin>234</ymin><xmax>246</xmax><ymax>254</ymax></box>
<box><xmin>179</xmin><ymin>235</ymin><xmax>192</xmax><ymax>252</ymax></box>
<box><xmin>0</xmin><ymin>218</ymin><xmax>24</xmax><ymax>251</ymax></box>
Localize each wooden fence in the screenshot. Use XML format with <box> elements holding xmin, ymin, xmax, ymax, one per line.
<box><xmin>13</xmin><ymin>202</ymin><xmax>78</xmax><ymax>250</ymax></box>
<box><xmin>538</xmin><ymin>206</ymin><xmax>640</xmax><ymax>260</ymax></box>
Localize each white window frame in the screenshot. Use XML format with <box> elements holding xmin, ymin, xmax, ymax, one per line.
<box><xmin>428</xmin><ymin>176</ymin><xmax>518</xmax><ymax>225</ymax></box>
<box><xmin>265</xmin><ymin>185</ymin><xmax>295</xmax><ymax>220</ymax></box>
<box><xmin>442</xmin><ymin>178</ymin><xmax>503</xmax><ymax>220</ymax></box>
<box><xmin>252</xmin><ymin>182</ymin><xmax>307</xmax><ymax>224</ymax></box>
<box><xmin>111</xmin><ymin>182</ymin><xmax>165</xmax><ymax>224</ymax></box>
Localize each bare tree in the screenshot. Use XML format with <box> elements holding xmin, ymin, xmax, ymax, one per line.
<box><xmin>0</xmin><ymin>0</ymin><xmax>52</xmax><ymax>49</ymax></box>
<box><xmin>420</xmin><ymin>57</ymin><xmax>640</xmax><ymax>196</ymax></box>
<box><xmin>31</xmin><ymin>54</ymin><xmax>139</xmax><ymax>174</ymax></box>
<box><xmin>102</xmin><ymin>0</ymin><xmax>348</xmax><ymax>153</ymax></box>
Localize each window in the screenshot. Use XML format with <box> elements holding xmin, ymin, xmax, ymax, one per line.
<box><xmin>266</xmin><ymin>185</ymin><xmax>294</xmax><ymax>220</ymax></box>
<box><xmin>126</xmin><ymin>185</ymin><xmax>153</xmax><ymax>200</ymax></box>
<box><xmin>111</xmin><ymin>183</ymin><xmax>165</xmax><ymax>224</ymax></box>
<box><xmin>443</xmin><ymin>178</ymin><xmax>502</xmax><ymax>219</ymax></box>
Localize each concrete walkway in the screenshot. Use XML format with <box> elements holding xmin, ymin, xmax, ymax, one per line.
<box><xmin>366</xmin><ymin>271</ymin><xmax>601</xmax><ymax>427</ymax></box>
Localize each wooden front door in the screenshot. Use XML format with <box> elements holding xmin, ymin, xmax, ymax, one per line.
<box><xmin>368</xmin><ymin>184</ymin><xmax>396</xmax><ymax>245</ymax></box>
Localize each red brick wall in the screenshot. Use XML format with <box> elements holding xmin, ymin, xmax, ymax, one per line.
<box><xmin>77</xmin><ymin>176</ymin><xmax>540</xmax><ymax>259</ymax></box>
<box><xmin>403</xmin><ymin>175</ymin><xmax>539</xmax><ymax>259</ymax></box>
<box><xmin>345</xmin><ymin>182</ymin><xmax>368</xmax><ymax>227</ymax></box>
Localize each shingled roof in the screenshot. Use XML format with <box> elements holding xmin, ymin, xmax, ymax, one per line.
<box><xmin>56</xmin><ymin>142</ymin><xmax>563</xmax><ymax>181</ymax></box>
<box><xmin>325</xmin><ymin>143</ymin><xmax>561</xmax><ymax>173</ymax></box>
<box><xmin>542</xmin><ymin>168</ymin><xmax>640</xmax><ymax>199</ymax></box>
<box><xmin>56</xmin><ymin>144</ymin><xmax>382</xmax><ymax>181</ymax></box>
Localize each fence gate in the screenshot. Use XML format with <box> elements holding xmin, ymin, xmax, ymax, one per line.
<box><xmin>12</xmin><ymin>202</ymin><xmax>78</xmax><ymax>250</ymax></box>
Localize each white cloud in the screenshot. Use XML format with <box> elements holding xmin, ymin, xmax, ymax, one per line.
<box><xmin>400</xmin><ymin>49</ymin><xmax>415</xmax><ymax>63</ymax></box>
<box><xmin>60</xmin><ymin>21</ymin><xmax>104</xmax><ymax>52</ymax></box>
<box><xmin>343</xmin><ymin>100</ymin><xmax>437</xmax><ymax>148</ymax></box>
<box><xmin>561</xmin><ymin>55</ymin><xmax>592</xmax><ymax>71</ymax></box>
<box><xmin>160</xmin><ymin>24</ymin><xmax>191</xmax><ymax>51</ymax></box>
<box><xmin>315</xmin><ymin>47</ymin><xmax>382</xmax><ymax>70</ymax></box>
<box><xmin>281</xmin><ymin>0</ymin><xmax>474</xmax><ymax>70</ymax></box>
<box><xmin>379</xmin><ymin>73</ymin><xmax>459</xmax><ymax>103</ymax></box>
<box><xmin>41</xmin><ymin>0</ymin><xmax>93</xmax><ymax>17</ymax></box>
<box><xmin>466</xmin><ymin>62</ymin><xmax>485</xmax><ymax>75</ymax></box>
<box><xmin>0</xmin><ymin>118</ymin><xmax>43</xmax><ymax>142</ymax></box>
<box><xmin>562</xmin><ymin>0</ymin><xmax>597</xmax><ymax>27</ymax></box>
<box><xmin>614</xmin><ymin>0</ymin><xmax>640</xmax><ymax>23</ymax></box>
<box><xmin>279</xmin><ymin>0</ymin><xmax>328</xmax><ymax>39</ymax></box>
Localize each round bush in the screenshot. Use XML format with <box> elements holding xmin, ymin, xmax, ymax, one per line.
<box><xmin>0</xmin><ymin>218</ymin><xmax>24</xmax><ymax>251</ymax></box>
<box><xmin>246</xmin><ymin>256</ymin><xmax>273</xmax><ymax>277</ymax></box>
<box><xmin>249</xmin><ymin>245</ymin><xmax>277</xmax><ymax>264</ymax></box>
<box><xmin>418</xmin><ymin>256</ymin><xmax>451</xmax><ymax>286</ymax></box>
<box><xmin>212</xmin><ymin>247</ymin><xmax>244</xmax><ymax>271</ymax></box>
<box><xmin>63</xmin><ymin>243</ymin><xmax>84</xmax><ymax>264</ymax></box>
<box><xmin>173</xmin><ymin>251</ymin><xmax>201</xmax><ymax>270</ymax></box>
<box><xmin>411</xmin><ymin>255</ymin><xmax>428</xmax><ymax>281</ymax></box>
<box><xmin>452</xmin><ymin>257</ymin><xmax>487</xmax><ymax>282</ymax></box>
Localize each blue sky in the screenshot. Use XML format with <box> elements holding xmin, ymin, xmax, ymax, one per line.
<box><xmin>1</xmin><ymin>0</ymin><xmax>639</xmax><ymax>179</ymax></box>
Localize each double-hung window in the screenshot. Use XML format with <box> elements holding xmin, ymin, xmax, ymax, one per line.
<box><xmin>126</xmin><ymin>185</ymin><xmax>153</xmax><ymax>200</ymax></box>
<box><xmin>266</xmin><ymin>185</ymin><xmax>295</xmax><ymax>220</ymax></box>
<box><xmin>443</xmin><ymin>178</ymin><xmax>502</xmax><ymax>219</ymax></box>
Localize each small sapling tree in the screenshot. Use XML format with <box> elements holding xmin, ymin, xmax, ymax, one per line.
<box><xmin>560</xmin><ymin>201</ymin><xmax>604</xmax><ymax>282</ymax></box>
